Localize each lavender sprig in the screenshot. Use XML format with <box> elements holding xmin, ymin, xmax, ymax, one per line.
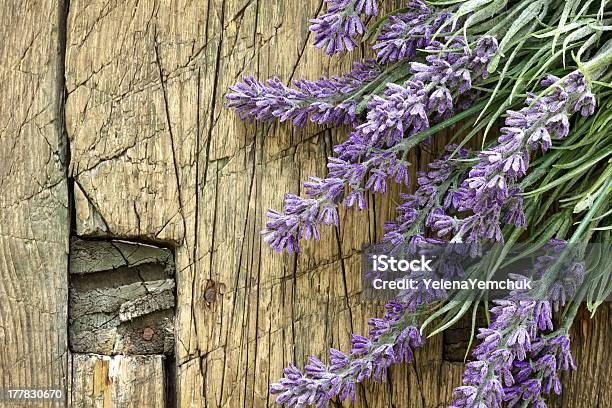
<box><xmin>226</xmin><ymin>61</ymin><xmax>382</xmax><ymax>127</ymax></box>
<box><xmin>270</xmin><ymin>301</ymin><xmax>423</xmax><ymax>407</ymax></box>
<box><xmin>450</xmin><ymin>300</ymin><xmax>577</xmax><ymax>408</ymax></box>
<box><xmin>262</xmin><ymin>37</ymin><xmax>498</xmax><ymax>253</ymax></box>
<box><xmin>373</xmin><ymin>1</ymin><xmax>455</xmax><ymax>63</ymax></box>
<box><xmin>383</xmin><ymin>145</ymin><xmax>469</xmax><ymax>250</ymax></box>
<box><xmin>438</xmin><ymin>71</ymin><xmax>596</xmax><ymax>255</ymax></box>
<box><xmin>310</xmin><ymin>0</ymin><xmax>380</xmax><ymax>55</ymax></box>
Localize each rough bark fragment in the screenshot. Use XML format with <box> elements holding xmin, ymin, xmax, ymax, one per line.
<box><xmin>70</xmin><ymin>238</ymin><xmax>174</xmax><ymax>275</ymax></box>
<box><xmin>69</xmin><ymin>239</ymin><xmax>176</xmax><ymax>355</ymax></box>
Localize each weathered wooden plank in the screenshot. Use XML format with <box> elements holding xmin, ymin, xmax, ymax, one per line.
<box><xmin>61</xmin><ymin>1</ymin><xmax>612</xmax><ymax>408</ymax></box>
<box><xmin>70</xmin><ymin>238</ymin><xmax>174</xmax><ymax>275</ymax></box>
<box><xmin>64</xmin><ymin>0</ymin><xmax>204</xmax><ymax>404</ymax></box>
<box><xmin>65</xmin><ymin>0</ymin><xmax>200</xmax><ymax>244</ymax></box>
<box><xmin>0</xmin><ymin>0</ymin><xmax>69</xmax><ymax>406</ymax></box>
<box><xmin>69</xmin><ymin>354</ymin><xmax>166</xmax><ymax>407</ymax></box>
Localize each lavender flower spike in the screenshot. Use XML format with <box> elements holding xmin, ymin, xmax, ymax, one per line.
<box><xmin>261</xmin><ymin>194</ymin><xmax>338</xmax><ymax>253</ymax></box>
<box><xmin>271</xmin><ymin>301</ymin><xmax>423</xmax><ymax>407</ymax></box>
<box><xmin>383</xmin><ymin>145</ymin><xmax>470</xmax><ymax>250</ymax></box>
<box><xmin>373</xmin><ymin>1</ymin><xmax>454</xmax><ymax>63</ymax></box>
<box><xmin>226</xmin><ymin>61</ymin><xmax>381</xmax><ymax>127</ymax></box>
<box><xmin>310</xmin><ymin>0</ymin><xmax>380</xmax><ymax>55</ymax></box>
<box><xmin>448</xmin><ymin>71</ymin><xmax>597</xmax><ymax>253</ymax></box>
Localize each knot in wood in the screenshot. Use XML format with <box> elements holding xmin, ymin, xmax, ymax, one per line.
<box><xmin>204</xmin><ymin>287</ymin><xmax>217</xmax><ymax>303</ymax></box>
<box><xmin>142</xmin><ymin>327</ymin><xmax>155</xmax><ymax>341</ymax></box>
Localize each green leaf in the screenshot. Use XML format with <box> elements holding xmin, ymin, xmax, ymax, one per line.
<box><xmin>429</xmin><ymin>305</ymin><xmax>473</xmax><ymax>337</ymax></box>
<box><xmin>498</xmin><ymin>0</ymin><xmax>546</xmax><ymax>54</ymax></box>
<box><xmin>464</xmin><ymin>0</ymin><xmax>507</xmax><ymax>32</ymax></box>
<box><xmin>523</xmin><ymin>147</ymin><xmax>612</xmax><ymax>197</ymax></box>
<box><xmin>534</xmin><ymin>22</ymin><xmax>583</xmax><ymax>39</ymax></box>
<box><xmin>487</xmin><ymin>53</ymin><xmax>501</xmax><ymax>73</ymax></box>
<box><xmin>455</xmin><ymin>0</ymin><xmax>494</xmax><ymax>19</ymax></box>
<box><xmin>552</xmin><ymin>0</ymin><xmax>578</xmax><ymax>54</ymax></box>
<box><xmin>464</xmin><ymin>301</ymin><xmax>482</xmax><ymax>362</ymax></box>
<box><xmin>485</xmin><ymin>0</ymin><xmax>529</xmax><ymax>38</ymax></box>
<box><xmin>574</xmin><ymin>194</ymin><xmax>596</xmax><ymax>213</ymax></box>
<box><xmin>578</xmin><ymin>32</ymin><xmax>602</xmax><ymax>60</ymax></box>
<box><xmin>563</xmin><ymin>25</ymin><xmax>598</xmax><ymax>66</ymax></box>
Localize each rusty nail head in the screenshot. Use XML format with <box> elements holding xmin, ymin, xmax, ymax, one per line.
<box><xmin>142</xmin><ymin>327</ymin><xmax>155</xmax><ymax>341</ymax></box>
<box><xmin>204</xmin><ymin>287</ymin><xmax>216</xmax><ymax>303</ymax></box>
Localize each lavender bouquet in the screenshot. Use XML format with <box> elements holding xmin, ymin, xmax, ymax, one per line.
<box><xmin>227</xmin><ymin>1</ymin><xmax>612</xmax><ymax>407</ymax></box>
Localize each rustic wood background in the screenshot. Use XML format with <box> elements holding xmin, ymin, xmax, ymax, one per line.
<box><xmin>0</xmin><ymin>0</ymin><xmax>610</xmax><ymax>407</ymax></box>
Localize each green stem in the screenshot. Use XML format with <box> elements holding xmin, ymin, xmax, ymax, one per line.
<box><xmin>568</xmin><ymin>178</ymin><xmax>612</xmax><ymax>244</ymax></box>
<box><xmin>584</xmin><ymin>38</ymin><xmax>612</xmax><ymax>76</ymax></box>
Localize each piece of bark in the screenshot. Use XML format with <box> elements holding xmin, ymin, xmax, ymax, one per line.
<box><xmin>69</xmin><ymin>239</ymin><xmax>176</xmax><ymax>355</ymax></box>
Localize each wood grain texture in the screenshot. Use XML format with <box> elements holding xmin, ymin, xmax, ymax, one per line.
<box><xmin>0</xmin><ymin>0</ymin><xmax>69</xmax><ymax>406</ymax></box>
<box><xmin>69</xmin><ymin>239</ymin><xmax>176</xmax><ymax>356</ymax></box>
<box><xmin>551</xmin><ymin>304</ymin><xmax>612</xmax><ymax>407</ymax></box>
<box><xmin>69</xmin><ymin>276</ymin><xmax>175</xmax><ymax>355</ymax></box>
<box><xmin>69</xmin><ymin>354</ymin><xmax>167</xmax><ymax>407</ymax></box>
<box><xmin>54</xmin><ymin>0</ymin><xmax>612</xmax><ymax>407</ymax></box>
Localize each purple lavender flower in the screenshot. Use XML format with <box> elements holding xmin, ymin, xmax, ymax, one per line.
<box><xmin>336</xmin><ymin>36</ymin><xmax>498</xmax><ymax>160</ymax></box>
<box><xmin>373</xmin><ymin>1</ymin><xmax>454</xmax><ymax>63</ymax></box>
<box><xmin>383</xmin><ymin>146</ymin><xmax>469</xmax><ymax>248</ymax></box>
<box><xmin>259</xmin><ymin>37</ymin><xmax>498</xmax><ymax>253</ymax></box>
<box><xmin>261</xmin><ymin>194</ymin><xmax>338</xmax><ymax>253</ymax></box>
<box><xmin>270</xmin><ymin>301</ymin><xmax>423</xmax><ymax>407</ymax></box>
<box><xmin>450</xmin><ymin>300</ymin><xmax>577</xmax><ymax>408</ymax></box>
<box><xmin>504</xmin><ymin>334</ymin><xmax>576</xmax><ymax>407</ymax></box>
<box><xmin>226</xmin><ymin>61</ymin><xmax>381</xmax><ymax>127</ymax></box>
<box><xmin>310</xmin><ymin>0</ymin><xmax>379</xmax><ymax>55</ymax></box>
<box><xmin>447</xmin><ymin>71</ymin><xmax>597</xmax><ymax>253</ymax></box>
<box><xmin>518</xmin><ymin>240</ymin><xmax>587</xmax><ymax>310</ymax></box>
